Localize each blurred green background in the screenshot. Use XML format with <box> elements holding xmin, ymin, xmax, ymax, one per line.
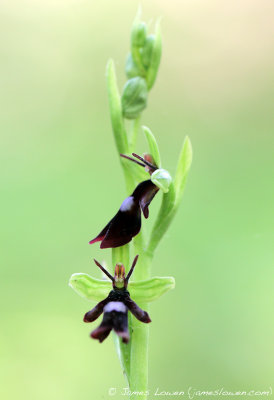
<box><xmin>1</xmin><ymin>0</ymin><xmax>273</xmax><ymax>399</ymax></box>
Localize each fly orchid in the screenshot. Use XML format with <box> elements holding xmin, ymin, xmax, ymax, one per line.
<box><xmin>84</xmin><ymin>255</ymin><xmax>151</xmax><ymax>343</ymax></box>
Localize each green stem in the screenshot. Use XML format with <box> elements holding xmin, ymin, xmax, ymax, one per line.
<box><xmin>111</xmin><ymin>235</ymin><xmax>153</xmax><ymax>400</ymax></box>
<box><xmin>129</xmin><ymin>116</ymin><xmax>141</xmax><ymax>153</ymax></box>
<box><xmin>129</xmin><ymin>233</ymin><xmax>152</xmax><ymax>400</ymax></box>
<box><xmin>112</xmin><ymin>245</ymin><xmax>131</xmax><ymax>384</ymax></box>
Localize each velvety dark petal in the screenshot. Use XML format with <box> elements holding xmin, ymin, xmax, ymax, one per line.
<box><xmin>89</xmin><ymin>221</ymin><xmax>111</xmax><ymax>244</ymax></box>
<box><xmin>100</xmin><ymin>207</ymin><xmax>141</xmax><ymax>249</ymax></box>
<box><xmin>90</xmin><ymin>304</ymin><xmax>129</xmax><ymax>343</ymax></box>
<box><xmin>83</xmin><ymin>298</ymin><xmax>109</xmax><ymax>323</ymax></box>
<box><xmin>90</xmin><ymin>310</ymin><xmax>113</xmax><ymax>343</ymax></box>
<box><xmin>132</xmin><ymin>180</ymin><xmax>159</xmax><ymax>219</ymax></box>
<box><xmin>111</xmin><ymin>311</ymin><xmax>130</xmax><ymax>343</ymax></box>
<box><xmin>89</xmin><ymin>179</ymin><xmax>158</xmax><ymax>249</ymax></box>
<box><xmin>124</xmin><ymin>297</ymin><xmax>152</xmax><ymax>323</ymax></box>
<box><xmin>91</xmin><ymin>326</ymin><xmax>112</xmax><ymax>343</ymax></box>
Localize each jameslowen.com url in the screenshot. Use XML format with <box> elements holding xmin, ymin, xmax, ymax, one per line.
<box><xmin>108</xmin><ymin>387</ymin><xmax>272</xmax><ymax>398</ymax></box>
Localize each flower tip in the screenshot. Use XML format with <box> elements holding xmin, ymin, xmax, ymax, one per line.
<box><xmin>83</xmin><ymin>314</ymin><xmax>89</xmax><ymax>323</ymax></box>
<box><xmin>89</xmin><ymin>237</ymin><xmax>100</xmax><ymax>245</ymax></box>
<box><xmin>144</xmin><ymin>312</ymin><xmax>152</xmax><ymax>323</ymax></box>
<box><xmin>143</xmin><ymin>205</ymin><xmax>149</xmax><ymax>219</ymax></box>
<box><xmin>90</xmin><ymin>326</ymin><xmax>111</xmax><ymax>343</ymax></box>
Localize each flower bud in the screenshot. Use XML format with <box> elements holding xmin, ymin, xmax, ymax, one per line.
<box><xmin>151</xmin><ymin>168</ymin><xmax>172</xmax><ymax>193</ymax></box>
<box><xmin>121</xmin><ymin>77</ymin><xmax>148</xmax><ymax>119</ymax></box>
<box><xmin>141</xmin><ymin>35</ymin><xmax>155</xmax><ymax>69</ymax></box>
<box><xmin>131</xmin><ymin>21</ymin><xmax>147</xmax><ymax>47</ymax></box>
<box><xmin>125</xmin><ymin>53</ymin><xmax>140</xmax><ymax>79</ymax></box>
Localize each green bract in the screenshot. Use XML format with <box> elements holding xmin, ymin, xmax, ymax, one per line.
<box><xmin>121</xmin><ymin>77</ymin><xmax>148</xmax><ymax>119</ymax></box>
<box><xmin>146</xmin><ymin>20</ymin><xmax>162</xmax><ymax>90</ymax></box>
<box><xmin>106</xmin><ymin>59</ymin><xmax>128</xmax><ymax>154</ymax></box>
<box><xmin>143</xmin><ymin>126</ymin><xmax>161</xmax><ymax>167</ymax></box>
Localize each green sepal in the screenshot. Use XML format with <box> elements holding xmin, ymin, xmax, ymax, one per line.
<box><xmin>143</xmin><ymin>125</ymin><xmax>161</xmax><ymax>167</ymax></box>
<box><xmin>69</xmin><ymin>273</ymin><xmax>175</xmax><ymax>303</ymax></box>
<box><xmin>130</xmin><ymin>276</ymin><xmax>175</xmax><ymax>302</ymax></box>
<box><xmin>69</xmin><ymin>273</ymin><xmax>111</xmax><ymax>301</ymax></box>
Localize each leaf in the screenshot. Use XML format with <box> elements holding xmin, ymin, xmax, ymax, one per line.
<box><xmin>143</xmin><ymin>126</ymin><xmax>161</xmax><ymax>167</ymax></box>
<box><xmin>146</xmin><ymin>19</ymin><xmax>162</xmax><ymax>90</ymax></box>
<box><xmin>147</xmin><ymin>183</ymin><xmax>176</xmax><ymax>254</ymax></box>
<box><xmin>174</xmin><ymin>136</ymin><xmax>193</xmax><ymax>205</ymax></box>
<box><xmin>106</xmin><ymin>59</ymin><xmax>128</xmax><ymax>154</ymax></box>
<box><xmin>69</xmin><ymin>273</ymin><xmax>111</xmax><ymax>301</ymax></box>
<box><xmin>147</xmin><ymin>136</ymin><xmax>192</xmax><ymax>254</ymax></box>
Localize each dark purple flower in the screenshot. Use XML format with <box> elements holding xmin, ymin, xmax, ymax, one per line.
<box><xmin>89</xmin><ymin>153</ymin><xmax>159</xmax><ymax>249</ymax></box>
<box><xmin>84</xmin><ymin>255</ymin><xmax>151</xmax><ymax>343</ymax></box>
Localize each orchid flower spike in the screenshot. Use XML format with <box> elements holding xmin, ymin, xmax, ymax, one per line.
<box><xmin>89</xmin><ymin>153</ymin><xmax>159</xmax><ymax>248</ymax></box>
<box><xmin>84</xmin><ymin>255</ymin><xmax>151</xmax><ymax>343</ymax></box>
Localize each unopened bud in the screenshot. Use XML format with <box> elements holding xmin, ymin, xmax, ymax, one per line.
<box><xmin>125</xmin><ymin>53</ymin><xmax>140</xmax><ymax>79</ymax></box>
<box><xmin>121</xmin><ymin>77</ymin><xmax>148</xmax><ymax>119</ymax></box>
<box><xmin>131</xmin><ymin>21</ymin><xmax>147</xmax><ymax>47</ymax></box>
<box><xmin>141</xmin><ymin>35</ymin><xmax>155</xmax><ymax>69</ymax></box>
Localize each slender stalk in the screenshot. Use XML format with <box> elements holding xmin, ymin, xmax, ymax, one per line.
<box><xmin>129</xmin><ymin>233</ymin><xmax>152</xmax><ymax>399</ymax></box>
<box><xmin>104</xmin><ymin>14</ymin><xmax>191</xmax><ymax>399</ymax></box>
<box><xmin>129</xmin><ymin>116</ymin><xmax>140</xmax><ymax>153</ymax></box>
<box><xmin>112</xmin><ymin>245</ymin><xmax>131</xmax><ymax>384</ymax></box>
<box><xmin>112</xmin><ymin>111</ymin><xmax>153</xmax><ymax>398</ymax></box>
